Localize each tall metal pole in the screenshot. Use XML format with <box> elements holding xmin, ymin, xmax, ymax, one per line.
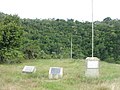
<box><xmin>92</xmin><ymin>0</ymin><xmax>94</xmax><ymax>57</ymax></box>
<box><xmin>70</xmin><ymin>34</ymin><xmax>72</xmax><ymax>59</ymax></box>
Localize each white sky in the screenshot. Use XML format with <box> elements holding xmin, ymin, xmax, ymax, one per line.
<box><xmin>0</xmin><ymin>0</ymin><xmax>120</xmax><ymax>21</ymax></box>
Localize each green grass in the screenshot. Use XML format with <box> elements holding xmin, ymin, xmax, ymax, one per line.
<box><xmin>0</xmin><ymin>59</ymin><xmax>120</xmax><ymax>90</ymax></box>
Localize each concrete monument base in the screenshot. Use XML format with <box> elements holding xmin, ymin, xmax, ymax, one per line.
<box><xmin>85</xmin><ymin>57</ymin><xmax>100</xmax><ymax>77</ymax></box>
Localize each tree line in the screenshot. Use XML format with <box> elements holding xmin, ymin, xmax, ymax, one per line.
<box><xmin>0</xmin><ymin>12</ymin><xmax>120</xmax><ymax>63</ymax></box>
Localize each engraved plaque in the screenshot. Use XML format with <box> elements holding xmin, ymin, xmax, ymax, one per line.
<box><xmin>22</xmin><ymin>66</ymin><xmax>36</xmax><ymax>73</ymax></box>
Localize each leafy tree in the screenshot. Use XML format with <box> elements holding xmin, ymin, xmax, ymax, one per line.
<box><xmin>0</xmin><ymin>14</ymin><xmax>23</xmax><ymax>63</ymax></box>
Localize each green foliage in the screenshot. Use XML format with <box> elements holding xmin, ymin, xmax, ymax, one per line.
<box><xmin>0</xmin><ymin>13</ymin><xmax>24</xmax><ymax>63</ymax></box>
<box><xmin>0</xmin><ymin>49</ymin><xmax>24</xmax><ymax>64</ymax></box>
<box><xmin>22</xmin><ymin>40</ymin><xmax>41</xmax><ymax>59</ymax></box>
<box><xmin>19</xmin><ymin>17</ymin><xmax>120</xmax><ymax>63</ymax></box>
<box><xmin>0</xmin><ymin>12</ymin><xmax>120</xmax><ymax>63</ymax></box>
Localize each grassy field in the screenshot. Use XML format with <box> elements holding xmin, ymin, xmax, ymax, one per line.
<box><xmin>0</xmin><ymin>59</ymin><xmax>120</xmax><ymax>90</ymax></box>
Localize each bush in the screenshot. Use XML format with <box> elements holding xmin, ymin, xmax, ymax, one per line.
<box><xmin>0</xmin><ymin>49</ymin><xmax>24</xmax><ymax>64</ymax></box>
<box><xmin>105</xmin><ymin>57</ymin><xmax>115</xmax><ymax>63</ymax></box>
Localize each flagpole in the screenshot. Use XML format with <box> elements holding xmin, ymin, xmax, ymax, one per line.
<box><xmin>85</xmin><ymin>0</ymin><xmax>100</xmax><ymax>78</ymax></box>
<box><xmin>92</xmin><ymin>0</ymin><xmax>94</xmax><ymax>57</ymax></box>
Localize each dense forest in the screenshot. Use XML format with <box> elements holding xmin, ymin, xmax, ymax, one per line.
<box><xmin>0</xmin><ymin>12</ymin><xmax>120</xmax><ymax>63</ymax></box>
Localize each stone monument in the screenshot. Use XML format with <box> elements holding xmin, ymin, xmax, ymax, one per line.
<box><xmin>49</xmin><ymin>67</ymin><xmax>63</xmax><ymax>79</ymax></box>
<box><xmin>85</xmin><ymin>57</ymin><xmax>100</xmax><ymax>77</ymax></box>
<box><xmin>22</xmin><ymin>66</ymin><xmax>36</xmax><ymax>73</ymax></box>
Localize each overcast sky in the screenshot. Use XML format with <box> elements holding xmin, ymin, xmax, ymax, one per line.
<box><xmin>0</xmin><ymin>0</ymin><xmax>120</xmax><ymax>21</ymax></box>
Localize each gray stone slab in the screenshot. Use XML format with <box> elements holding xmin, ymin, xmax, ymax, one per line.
<box><xmin>49</xmin><ymin>67</ymin><xmax>63</xmax><ymax>79</ymax></box>
<box><xmin>22</xmin><ymin>66</ymin><xmax>36</xmax><ymax>73</ymax></box>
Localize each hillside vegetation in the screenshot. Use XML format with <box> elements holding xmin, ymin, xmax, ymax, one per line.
<box><xmin>0</xmin><ymin>12</ymin><xmax>120</xmax><ymax>63</ymax></box>
<box><xmin>0</xmin><ymin>59</ymin><xmax>120</xmax><ymax>90</ymax></box>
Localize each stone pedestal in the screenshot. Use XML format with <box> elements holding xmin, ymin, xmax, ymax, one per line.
<box><xmin>49</xmin><ymin>67</ymin><xmax>63</xmax><ymax>79</ymax></box>
<box><xmin>85</xmin><ymin>57</ymin><xmax>100</xmax><ymax>77</ymax></box>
